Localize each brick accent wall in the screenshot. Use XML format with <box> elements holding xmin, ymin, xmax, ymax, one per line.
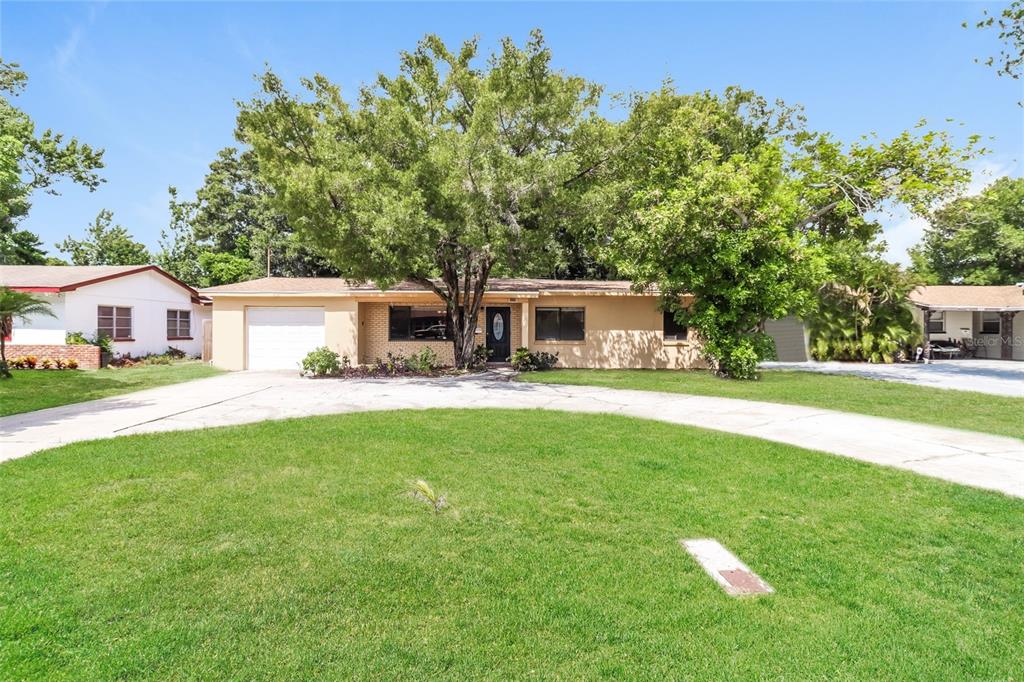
<box><xmin>5</xmin><ymin>344</ymin><xmax>101</xmax><ymax>369</ymax></box>
<box><xmin>359</xmin><ymin>302</ymin><xmax>522</xmax><ymax>365</ymax></box>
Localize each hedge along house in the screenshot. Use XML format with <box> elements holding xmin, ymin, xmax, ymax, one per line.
<box><xmin>200</xmin><ymin>277</ymin><xmax>705</xmax><ymax>371</ymax></box>
<box><xmin>909</xmin><ymin>285</ymin><xmax>1024</xmax><ymax>361</ymax></box>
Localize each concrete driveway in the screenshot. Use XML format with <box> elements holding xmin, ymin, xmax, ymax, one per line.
<box><xmin>2</xmin><ymin>370</ymin><xmax>1023</xmax><ymax>498</ymax></box>
<box><xmin>762</xmin><ymin>359</ymin><xmax>1024</xmax><ymax>397</ymax></box>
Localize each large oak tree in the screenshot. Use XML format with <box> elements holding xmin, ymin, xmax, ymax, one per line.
<box><xmin>237</xmin><ymin>31</ymin><xmax>608</xmax><ymax>367</ymax></box>
<box><xmin>602</xmin><ymin>87</ymin><xmax>979</xmax><ymax>378</ymax></box>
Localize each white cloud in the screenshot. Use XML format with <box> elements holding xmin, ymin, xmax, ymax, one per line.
<box><xmin>52</xmin><ymin>1</ymin><xmax>106</xmax><ymax>73</ymax></box>
<box><xmin>226</xmin><ymin>23</ymin><xmax>255</xmax><ymax>63</ymax></box>
<box><xmin>54</xmin><ymin>25</ymin><xmax>83</xmax><ymax>71</ymax></box>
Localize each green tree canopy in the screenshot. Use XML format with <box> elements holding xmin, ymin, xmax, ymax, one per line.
<box><xmin>57</xmin><ymin>209</ymin><xmax>151</xmax><ymax>266</ymax></box>
<box><xmin>601</xmin><ymin>87</ymin><xmax>978</xmax><ymax>378</ymax></box>
<box><xmin>238</xmin><ymin>30</ymin><xmax>609</xmax><ymax>366</ymax></box>
<box><xmin>158</xmin><ymin>147</ymin><xmax>338</xmax><ymax>287</ymax></box>
<box><xmin>910</xmin><ymin>176</ymin><xmax>1024</xmax><ymax>284</ymax></box>
<box><xmin>0</xmin><ymin>59</ymin><xmax>104</xmax><ymax>264</ymax></box>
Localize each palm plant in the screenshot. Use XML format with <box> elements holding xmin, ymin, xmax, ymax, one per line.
<box><xmin>0</xmin><ymin>287</ymin><xmax>55</xmax><ymax>378</ymax></box>
<box><xmin>808</xmin><ymin>257</ymin><xmax>922</xmax><ymax>363</ymax></box>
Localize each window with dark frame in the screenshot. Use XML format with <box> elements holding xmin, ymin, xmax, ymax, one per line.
<box><xmin>927</xmin><ymin>311</ymin><xmax>945</xmax><ymax>334</ymax></box>
<box><xmin>388</xmin><ymin>305</ymin><xmax>450</xmax><ymax>340</ymax></box>
<box><xmin>534</xmin><ymin>307</ymin><xmax>585</xmax><ymax>341</ymax></box>
<box><xmin>663</xmin><ymin>310</ymin><xmax>688</xmax><ymax>341</ymax></box>
<box><xmin>167</xmin><ymin>309</ymin><xmax>191</xmax><ymax>338</ymax></box>
<box><xmin>981</xmin><ymin>312</ymin><xmax>1001</xmax><ymax>335</ymax></box>
<box><xmin>97</xmin><ymin>305</ymin><xmax>132</xmax><ymax>340</ymax></box>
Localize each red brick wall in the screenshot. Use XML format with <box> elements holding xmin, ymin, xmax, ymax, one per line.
<box><xmin>6</xmin><ymin>344</ymin><xmax>101</xmax><ymax>369</ymax></box>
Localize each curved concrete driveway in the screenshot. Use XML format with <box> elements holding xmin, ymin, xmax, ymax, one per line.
<box><xmin>2</xmin><ymin>371</ymin><xmax>1023</xmax><ymax>498</ymax></box>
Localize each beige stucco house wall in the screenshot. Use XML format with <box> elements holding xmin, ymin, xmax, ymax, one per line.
<box><xmin>212</xmin><ymin>295</ymin><xmax>359</xmax><ymax>371</ymax></box>
<box><xmin>203</xmin><ymin>278</ymin><xmax>707</xmax><ymax>371</ymax></box>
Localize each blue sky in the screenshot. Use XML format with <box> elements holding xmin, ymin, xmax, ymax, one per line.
<box><xmin>3</xmin><ymin>1</ymin><xmax>1022</xmax><ymax>264</ymax></box>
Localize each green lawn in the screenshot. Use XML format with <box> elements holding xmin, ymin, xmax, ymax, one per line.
<box><xmin>0</xmin><ymin>362</ymin><xmax>223</xmax><ymax>416</ymax></box>
<box><xmin>2</xmin><ymin>410</ymin><xmax>1021</xmax><ymax>679</ymax></box>
<box><xmin>518</xmin><ymin>369</ymin><xmax>1024</xmax><ymax>441</ymax></box>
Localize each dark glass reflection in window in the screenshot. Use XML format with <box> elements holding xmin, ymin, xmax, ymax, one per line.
<box><xmin>389</xmin><ymin>306</ymin><xmax>450</xmax><ymax>340</ymax></box>
<box><xmin>663</xmin><ymin>310</ymin><xmax>688</xmax><ymax>341</ymax></box>
<box><xmin>535</xmin><ymin>307</ymin><xmax>584</xmax><ymax>341</ymax></box>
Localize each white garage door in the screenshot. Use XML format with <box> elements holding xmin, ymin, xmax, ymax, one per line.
<box><xmin>246</xmin><ymin>307</ymin><xmax>325</xmax><ymax>370</ymax></box>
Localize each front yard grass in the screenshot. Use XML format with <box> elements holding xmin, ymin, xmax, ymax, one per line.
<box><xmin>1</xmin><ymin>410</ymin><xmax>1021</xmax><ymax>679</ymax></box>
<box><xmin>0</xmin><ymin>361</ymin><xmax>223</xmax><ymax>416</ymax></box>
<box><xmin>517</xmin><ymin>369</ymin><xmax>1024</xmax><ymax>441</ymax></box>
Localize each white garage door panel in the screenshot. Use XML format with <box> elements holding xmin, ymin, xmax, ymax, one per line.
<box><xmin>247</xmin><ymin>307</ymin><xmax>325</xmax><ymax>370</ymax></box>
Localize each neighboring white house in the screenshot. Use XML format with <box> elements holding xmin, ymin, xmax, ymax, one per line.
<box><xmin>910</xmin><ymin>285</ymin><xmax>1024</xmax><ymax>361</ymax></box>
<box><xmin>1</xmin><ymin>265</ymin><xmax>211</xmax><ymax>357</ymax></box>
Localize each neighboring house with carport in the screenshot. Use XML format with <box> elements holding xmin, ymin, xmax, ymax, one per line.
<box><xmin>1</xmin><ymin>265</ymin><xmax>211</xmax><ymax>367</ymax></box>
<box><xmin>201</xmin><ymin>277</ymin><xmax>705</xmax><ymax>371</ymax></box>
<box><xmin>909</xmin><ymin>285</ymin><xmax>1024</xmax><ymax>361</ymax></box>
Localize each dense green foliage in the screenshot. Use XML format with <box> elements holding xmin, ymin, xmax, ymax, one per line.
<box><xmin>159</xmin><ymin>147</ymin><xmax>338</xmax><ymax>287</ymax></box>
<box><xmin>2</xmin><ymin>410</ymin><xmax>1021</xmax><ymax>678</ymax></box>
<box><xmin>517</xmin><ymin>369</ymin><xmax>1024</xmax><ymax>440</ymax></box>
<box><xmin>597</xmin><ymin>89</ymin><xmax>976</xmax><ymax>378</ymax></box>
<box><xmin>0</xmin><ymin>286</ymin><xmax>54</xmax><ymax>377</ymax></box>
<box><xmin>910</xmin><ymin>177</ymin><xmax>1024</xmax><ymax>284</ymax></box>
<box><xmin>0</xmin><ymin>60</ymin><xmax>104</xmax><ymax>264</ymax></box>
<box><xmin>301</xmin><ymin>346</ymin><xmax>342</xmax><ymax>376</ymax></box>
<box><xmin>510</xmin><ymin>346</ymin><xmax>559</xmax><ymax>371</ymax></box>
<box><xmin>238</xmin><ymin>31</ymin><xmax>608</xmax><ymax>367</ymax></box>
<box><xmin>809</xmin><ymin>247</ymin><xmax>923</xmax><ymax>362</ymax></box>
<box><xmin>0</xmin><ymin>361</ymin><xmax>222</xmax><ymax>416</ymax></box>
<box><xmin>57</xmin><ymin>209</ymin><xmax>150</xmax><ymax>266</ymax></box>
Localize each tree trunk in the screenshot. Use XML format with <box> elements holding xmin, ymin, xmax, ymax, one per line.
<box><xmin>413</xmin><ymin>252</ymin><xmax>493</xmax><ymax>370</ymax></box>
<box><xmin>0</xmin><ymin>336</ymin><xmax>9</xmax><ymax>379</ymax></box>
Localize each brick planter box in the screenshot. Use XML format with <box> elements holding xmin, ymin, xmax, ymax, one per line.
<box><xmin>6</xmin><ymin>344</ymin><xmax>102</xmax><ymax>369</ymax></box>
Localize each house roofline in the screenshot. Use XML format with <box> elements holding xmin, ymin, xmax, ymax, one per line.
<box><xmin>912</xmin><ymin>303</ymin><xmax>1024</xmax><ymax>313</ymax></box>
<box><xmin>8</xmin><ymin>265</ymin><xmax>199</xmax><ymax>298</ymax></box>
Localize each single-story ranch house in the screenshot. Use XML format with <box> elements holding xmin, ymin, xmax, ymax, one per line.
<box><xmin>910</xmin><ymin>284</ymin><xmax>1024</xmax><ymax>360</ymax></box>
<box><xmin>201</xmin><ymin>277</ymin><xmax>704</xmax><ymax>371</ymax></box>
<box><xmin>1</xmin><ymin>265</ymin><xmax>211</xmax><ymax>367</ymax></box>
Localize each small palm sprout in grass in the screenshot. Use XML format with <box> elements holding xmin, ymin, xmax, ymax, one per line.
<box><xmin>410</xmin><ymin>479</ymin><xmax>447</xmax><ymax>512</ymax></box>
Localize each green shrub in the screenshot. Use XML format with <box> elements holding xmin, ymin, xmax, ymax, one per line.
<box><xmin>92</xmin><ymin>333</ymin><xmax>114</xmax><ymax>355</ymax></box>
<box><xmin>165</xmin><ymin>346</ymin><xmax>187</xmax><ymax>359</ymax></box>
<box><xmin>302</xmin><ymin>346</ymin><xmax>341</xmax><ymax>376</ymax></box>
<box><xmin>406</xmin><ymin>347</ymin><xmax>438</xmax><ymax>373</ymax></box>
<box><xmin>510</xmin><ymin>347</ymin><xmax>559</xmax><ymax>372</ymax></box>
<box><xmin>66</xmin><ymin>331</ymin><xmax>91</xmax><ymax>345</ymax></box>
<box><xmin>471</xmin><ymin>344</ymin><xmax>491</xmax><ymax>368</ymax></box>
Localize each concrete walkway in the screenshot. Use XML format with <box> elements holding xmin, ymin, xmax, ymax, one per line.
<box><xmin>2</xmin><ymin>371</ymin><xmax>1023</xmax><ymax>498</ymax></box>
<box><xmin>762</xmin><ymin>359</ymin><xmax>1024</xmax><ymax>397</ymax></box>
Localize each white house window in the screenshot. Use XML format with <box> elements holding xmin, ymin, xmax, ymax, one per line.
<box><xmin>167</xmin><ymin>309</ymin><xmax>191</xmax><ymax>339</ymax></box>
<box><xmin>981</xmin><ymin>312</ymin><xmax>1001</xmax><ymax>335</ymax></box>
<box><xmin>927</xmin><ymin>311</ymin><xmax>945</xmax><ymax>334</ymax></box>
<box><xmin>98</xmin><ymin>306</ymin><xmax>133</xmax><ymax>340</ymax></box>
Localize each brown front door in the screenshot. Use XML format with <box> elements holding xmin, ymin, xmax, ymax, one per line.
<box><xmin>486</xmin><ymin>307</ymin><xmax>511</xmax><ymax>362</ymax></box>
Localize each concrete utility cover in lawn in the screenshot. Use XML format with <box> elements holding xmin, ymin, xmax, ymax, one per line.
<box><xmin>681</xmin><ymin>539</ymin><xmax>774</xmax><ymax>596</ymax></box>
